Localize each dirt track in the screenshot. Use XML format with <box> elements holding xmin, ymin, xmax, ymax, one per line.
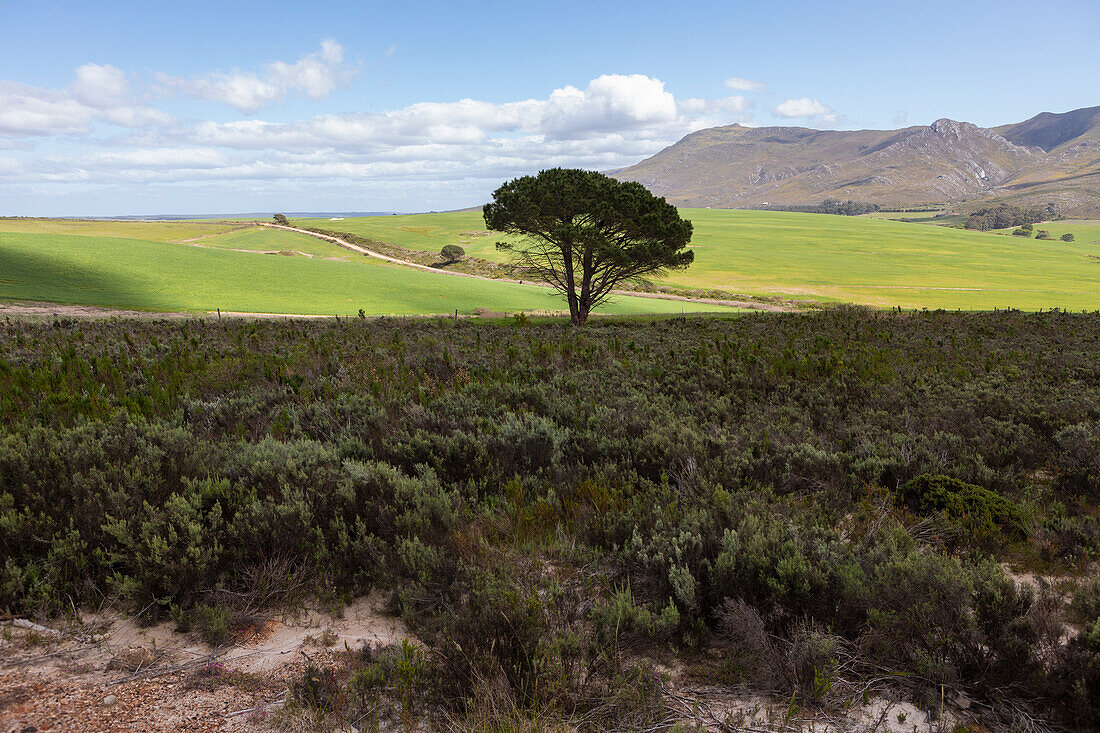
<box><xmin>263</xmin><ymin>223</ymin><xmax>796</xmax><ymax>312</ymax></box>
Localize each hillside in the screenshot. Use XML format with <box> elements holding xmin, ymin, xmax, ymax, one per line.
<box><xmin>0</xmin><ymin>221</ymin><xmax>739</xmax><ymax>317</ymax></box>
<box><xmin>297</xmin><ymin>210</ymin><xmax>1100</xmax><ymax>311</ymax></box>
<box><xmin>611</xmin><ymin>106</ymin><xmax>1100</xmax><ymax>216</ymax></box>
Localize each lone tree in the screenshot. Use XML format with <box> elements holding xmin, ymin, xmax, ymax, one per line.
<box><xmin>273</xmin><ymin>214</ymin><xmax>290</xmax><ymax>226</ymax></box>
<box><xmin>440</xmin><ymin>244</ymin><xmax>465</xmax><ymax>263</ymax></box>
<box><xmin>484</xmin><ymin>168</ymin><xmax>694</xmax><ymax>325</ymax></box>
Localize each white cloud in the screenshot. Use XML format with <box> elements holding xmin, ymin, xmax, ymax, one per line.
<box><xmin>155</xmin><ymin>40</ymin><xmax>356</xmax><ymax>112</ymax></box>
<box><xmin>70</xmin><ymin>64</ymin><xmax>130</xmax><ymax>106</ymax></box>
<box><xmin>0</xmin><ymin>75</ymin><xmax>170</xmax><ymax>137</ymax></box>
<box><xmin>772</xmin><ymin>97</ymin><xmax>835</xmax><ymax>121</ymax></box>
<box><xmin>724</xmin><ymin>77</ymin><xmax>764</xmax><ymax>92</ymax></box>
<box><xmin>0</xmin><ymin>71</ymin><xmax>757</xmax><ymax>210</ymax></box>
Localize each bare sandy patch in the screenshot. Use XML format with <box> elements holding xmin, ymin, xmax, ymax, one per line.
<box><xmin>0</xmin><ymin>594</ymin><xmax>411</xmax><ymax>732</ymax></box>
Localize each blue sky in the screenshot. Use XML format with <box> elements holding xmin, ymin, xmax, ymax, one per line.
<box><xmin>1</xmin><ymin>0</ymin><xmax>1097</xmax><ymax>215</ymax></box>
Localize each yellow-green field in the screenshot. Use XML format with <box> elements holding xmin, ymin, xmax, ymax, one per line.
<box><xmin>992</xmin><ymin>220</ymin><xmax>1100</xmax><ymax>245</ymax></box>
<box><xmin>4</xmin><ymin>209</ymin><xmax>1099</xmax><ymax>315</ymax></box>
<box><xmin>297</xmin><ymin>209</ymin><xmax>1100</xmax><ymax>310</ymax></box>
<box><xmin>0</xmin><ymin>220</ymin><xmax>739</xmax><ymax>317</ymax></box>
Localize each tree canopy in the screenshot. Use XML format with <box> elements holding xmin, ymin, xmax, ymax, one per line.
<box><xmin>484</xmin><ymin>168</ymin><xmax>694</xmax><ymax>325</ymax></box>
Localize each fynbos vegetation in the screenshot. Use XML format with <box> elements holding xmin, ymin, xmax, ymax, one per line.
<box><xmin>2</xmin><ymin>309</ymin><xmax>1099</xmax><ymax>728</ymax></box>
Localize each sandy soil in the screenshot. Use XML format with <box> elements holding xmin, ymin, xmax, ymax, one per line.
<box><xmin>0</xmin><ymin>596</ymin><xmax>410</xmax><ymax>732</ymax></box>
<box><xmin>0</xmin><ymin>301</ymin><xmax>192</xmax><ymax>320</ymax></box>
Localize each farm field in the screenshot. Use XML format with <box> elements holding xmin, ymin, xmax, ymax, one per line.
<box><xmin>991</xmin><ymin>219</ymin><xmax>1100</xmax><ymax>244</ymax></box>
<box><xmin>0</xmin><ymin>217</ymin><xmax>247</xmax><ymax>242</ymax></box>
<box><xmin>0</xmin><ymin>227</ymin><xmax>740</xmax><ymax>316</ymax></box>
<box><xmin>297</xmin><ymin>209</ymin><xmax>1100</xmax><ymax>310</ymax></box>
<box><xmin>859</xmin><ymin>210</ymin><xmax>969</xmax><ymax>226</ymax></box>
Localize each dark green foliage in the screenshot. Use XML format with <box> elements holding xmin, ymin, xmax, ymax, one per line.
<box><xmin>964</xmin><ymin>204</ymin><xmax>1046</xmax><ymax>230</ymax></box>
<box><xmin>273</xmin><ymin>214</ymin><xmax>290</xmax><ymax>226</ymax></box>
<box><xmin>440</xmin><ymin>244</ymin><xmax>465</xmax><ymax>262</ymax></box>
<box><xmin>1011</xmin><ymin>227</ymin><xmax>1030</xmax><ymax>237</ymax></box>
<box><xmin>1036</xmin><ymin>229</ymin><xmax>1053</xmax><ymax>240</ymax></box>
<box><xmin>485</xmin><ymin>168</ymin><xmax>694</xmax><ymax>324</ymax></box>
<box><xmin>1071</xmin><ymin>577</ymin><xmax>1100</xmax><ymax>624</ymax></box>
<box><xmin>897</xmin><ymin>474</ymin><xmax>1028</xmax><ymax>541</ymax></box>
<box><xmin>767</xmin><ymin>199</ymin><xmax>880</xmax><ymax>216</ymax></box>
<box><xmin>1062</xmin><ymin>232</ymin><xmax>1076</xmax><ymax>242</ymax></box>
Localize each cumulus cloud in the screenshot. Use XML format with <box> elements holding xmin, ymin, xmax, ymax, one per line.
<box><xmin>155</xmin><ymin>40</ymin><xmax>356</xmax><ymax>112</ymax></box>
<box><xmin>1</xmin><ymin>70</ymin><xmax>756</xmax><ymax>209</ymax></box>
<box><xmin>772</xmin><ymin>97</ymin><xmax>836</xmax><ymax>122</ymax></box>
<box><xmin>724</xmin><ymin>77</ymin><xmax>764</xmax><ymax>92</ymax></box>
<box><xmin>71</xmin><ymin>64</ymin><xmax>130</xmax><ymax>106</ymax></box>
<box><xmin>0</xmin><ymin>69</ymin><xmax>170</xmax><ymax>138</ymax></box>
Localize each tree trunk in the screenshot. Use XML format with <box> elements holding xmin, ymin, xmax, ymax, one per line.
<box><xmin>573</xmin><ymin>296</ymin><xmax>590</xmax><ymax>325</ymax></box>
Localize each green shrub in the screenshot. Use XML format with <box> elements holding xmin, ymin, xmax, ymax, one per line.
<box><xmin>440</xmin><ymin>244</ymin><xmax>465</xmax><ymax>263</ymax></box>
<box><xmin>1072</xmin><ymin>576</ymin><xmax>1100</xmax><ymax>624</ymax></box>
<box><xmin>191</xmin><ymin>604</ymin><xmax>233</xmax><ymax>647</ymax></box>
<box><xmin>897</xmin><ymin>474</ymin><xmax>1028</xmax><ymax>540</ymax></box>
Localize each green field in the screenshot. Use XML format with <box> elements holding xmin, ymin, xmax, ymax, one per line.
<box><xmin>298</xmin><ymin>209</ymin><xmax>1100</xmax><ymax>310</ymax></box>
<box><xmin>4</xmin><ymin>210</ymin><xmax>1099</xmax><ymax>314</ymax></box>
<box><xmin>0</xmin><ymin>227</ymin><xmax>739</xmax><ymax>316</ymax></box>
<box><xmin>0</xmin><ymin>217</ymin><xmax>245</xmax><ymax>242</ymax></box>
<box><xmin>859</xmin><ymin>210</ymin><xmax>969</xmax><ymax>226</ymax></box>
<box><xmin>992</xmin><ymin>219</ymin><xmax>1100</xmax><ymax>245</ymax></box>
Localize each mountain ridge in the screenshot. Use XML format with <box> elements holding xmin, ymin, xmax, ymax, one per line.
<box><xmin>610</xmin><ymin>106</ymin><xmax>1100</xmax><ymax>216</ymax></box>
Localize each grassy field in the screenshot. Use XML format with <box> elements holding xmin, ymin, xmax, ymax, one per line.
<box><xmin>0</xmin><ymin>228</ymin><xmax>739</xmax><ymax>316</ymax></box>
<box><xmin>298</xmin><ymin>209</ymin><xmax>1100</xmax><ymax>310</ymax></box>
<box><xmin>0</xmin><ymin>217</ymin><xmax>246</xmax><ymax>242</ymax></box>
<box><xmin>859</xmin><ymin>210</ymin><xmax>969</xmax><ymax>226</ymax></box>
<box><xmin>992</xmin><ymin>219</ymin><xmax>1100</xmax><ymax>245</ymax></box>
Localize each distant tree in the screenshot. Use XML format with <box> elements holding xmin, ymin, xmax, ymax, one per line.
<box><xmin>1035</xmin><ymin>230</ymin><xmax>1052</xmax><ymax>240</ymax></box>
<box><xmin>1061</xmin><ymin>233</ymin><xmax>1075</xmax><ymax>242</ymax></box>
<box><xmin>440</xmin><ymin>244</ymin><xmax>465</xmax><ymax>263</ymax></box>
<box><xmin>485</xmin><ymin>168</ymin><xmax>694</xmax><ymax>325</ymax></box>
<box><xmin>965</xmin><ymin>205</ymin><xmax>1044</xmax><ymax>231</ymax></box>
<box><xmin>1011</xmin><ymin>228</ymin><xmax>1030</xmax><ymax>237</ymax></box>
<box><xmin>273</xmin><ymin>214</ymin><xmax>290</xmax><ymax>226</ymax></box>
<box><xmin>1021</xmin><ymin>223</ymin><xmax>1034</xmax><ymax>233</ymax></box>
<box><xmin>769</xmin><ymin>199</ymin><xmax>880</xmax><ymax>216</ymax></box>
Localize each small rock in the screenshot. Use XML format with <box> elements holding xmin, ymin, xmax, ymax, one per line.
<box><xmin>102</xmin><ymin>694</ymin><xmax>117</xmax><ymax>706</ymax></box>
<box><xmin>955</xmin><ymin>693</ymin><xmax>972</xmax><ymax>710</ymax></box>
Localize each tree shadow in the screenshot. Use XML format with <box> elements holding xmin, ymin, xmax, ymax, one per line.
<box><xmin>0</xmin><ymin>239</ymin><xmax>163</xmax><ymax>311</ymax></box>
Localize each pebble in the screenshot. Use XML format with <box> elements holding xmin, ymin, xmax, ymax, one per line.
<box><xmin>102</xmin><ymin>694</ymin><xmax>117</xmax><ymax>706</ymax></box>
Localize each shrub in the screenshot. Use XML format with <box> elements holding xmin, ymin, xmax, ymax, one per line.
<box><xmin>1061</xmin><ymin>233</ymin><xmax>1075</xmax><ymax>242</ymax></box>
<box><xmin>1071</xmin><ymin>576</ymin><xmax>1100</xmax><ymax>624</ymax></box>
<box><xmin>1035</xmin><ymin>230</ymin><xmax>1052</xmax><ymax>240</ymax></box>
<box><xmin>896</xmin><ymin>474</ymin><xmax>1028</xmax><ymax>541</ymax></box>
<box><xmin>440</xmin><ymin>244</ymin><xmax>465</xmax><ymax>263</ymax></box>
<box><xmin>190</xmin><ymin>604</ymin><xmax>233</xmax><ymax>647</ymax></box>
<box><xmin>291</xmin><ymin>662</ymin><xmax>343</xmax><ymax>713</ymax></box>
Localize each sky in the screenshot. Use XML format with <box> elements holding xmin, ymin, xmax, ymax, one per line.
<box><xmin>1</xmin><ymin>0</ymin><xmax>1097</xmax><ymax>216</ymax></box>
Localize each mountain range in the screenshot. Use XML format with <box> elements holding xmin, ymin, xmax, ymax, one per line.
<box><xmin>610</xmin><ymin>105</ymin><xmax>1100</xmax><ymax>216</ymax></box>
